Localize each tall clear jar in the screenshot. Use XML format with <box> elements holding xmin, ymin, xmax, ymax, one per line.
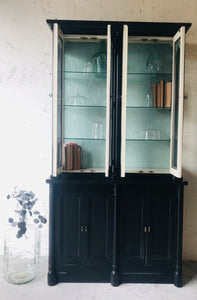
<box><xmin>3</xmin><ymin>224</ymin><xmax>40</xmax><ymax>284</ymax></box>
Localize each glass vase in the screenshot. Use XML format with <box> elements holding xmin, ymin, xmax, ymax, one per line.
<box><xmin>3</xmin><ymin>224</ymin><xmax>40</xmax><ymax>284</ymax></box>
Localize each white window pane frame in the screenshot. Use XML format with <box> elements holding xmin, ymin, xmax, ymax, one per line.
<box><xmin>105</xmin><ymin>25</ymin><xmax>111</xmax><ymax>177</ymax></box>
<box><xmin>52</xmin><ymin>23</ymin><xmax>64</xmax><ymax>176</ymax></box>
<box><xmin>170</xmin><ymin>26</ymin><xmax>185</xmax><ymax>178</ymax></box>
<box><xmin>121</xmin><ymin>25</ymin><xmax>128</xmax><ymax>178</ymax></box>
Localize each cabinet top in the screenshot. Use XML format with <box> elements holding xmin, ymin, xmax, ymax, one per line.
<box><xmin>46</xmin><ymin>20</ymin><xmax>191</xmax><ymax>36</ymax></box>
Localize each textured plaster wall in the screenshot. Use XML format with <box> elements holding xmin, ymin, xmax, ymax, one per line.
<box><xmin>0</xmin><ymin>0</ymin><xmax>197</xmax><ymax>259</ymax></box>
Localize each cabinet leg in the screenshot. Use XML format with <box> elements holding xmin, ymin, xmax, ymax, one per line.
<box><xmin>48</xmin><ymin>270</ymin><xmax>58</xmax><ymax>286</ymax></box>
<box><xmin>174</xmin><ymin>270</ymin><xmax>183</xmax><ymax>287</ymax></box>
<box><xmin>111</xmin><ymin>269</ymin><xmax>120</xmax><ymax>286</ymax></box>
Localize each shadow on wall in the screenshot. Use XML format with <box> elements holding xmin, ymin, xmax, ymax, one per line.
<box><xmin>182</xmin><ymin>168</ymin><xmax>197</xmax><ymax>261</ymax></box>
<box><xmin>185</xmin><ymin>43</ymin><xmax>197</xmax><ymax>86</ymax></box>
<box><xmin>182</xmin><ymin>169</ymin><xmax>197</xmax><ymax>203</ymax></box>
<box><xmin>183</xmin><ymin>261</ymin><xmax>197</xmax><ymax>286</ymax></box>
<box><xmin>185</xmin><ymin>43</ymin><xmax>197</xmax><ymax>64</ymax></box>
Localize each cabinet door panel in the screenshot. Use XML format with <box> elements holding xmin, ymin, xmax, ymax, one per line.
<box><xmin>62</xmin><ymin>28</ymin><xmax>111</xmax><ymax>175</ymax></box>
<box><xmin>84</xmin><ymin>185</ymin><xmax>113</xmax><ymax>265</ymax></box>
<box><xmin>120</xmin><ymin>186</ymin><xmax>145</xmax><ymax>271</ymax></box>
<box><xmin>54</xmin><ymin>185</ymin><xmax>83</xmax><ymax>267</ymax></box>
<box><xmin>52</xmin><ymin>24</ymin><xmax>64</xmax><ymax>176</ymax></box>
<box><xmin>147</xmin><ymin>187</ymin><xmax>176</xmax><ymax>268</ymax></box>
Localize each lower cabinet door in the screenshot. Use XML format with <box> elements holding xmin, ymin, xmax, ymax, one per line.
<box><xmin>54</xmin><ymin>183</ymin><xmax>112</xmax><ymax>282</ymax></box>
<box><xmin>119</xmin><ymin>186</ymin><xmax>146</xmax><ymax>272</ymax></box>
<box><xmin>119</xmin><ymin>184</ymin><xmax>176</xmax><ymax>283</ymax></box>
<box><xmin>146</xmin><ymin>186</ymin><xmax>176</xmax><ymax>270</ymax></box>
<box><xmin>83</xmin><ymin>185</ymin><xmax>113</xmax><ymax>278</ymax></box>
<box><xmin>54</xmin><ymin>184</ymin><xmax>83</xmax><ymax>272</ymax></box>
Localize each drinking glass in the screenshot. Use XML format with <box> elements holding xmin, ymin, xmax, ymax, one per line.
<box><xmin>92</xmin><ymin>117</ymin><xmax>104</xmax><ymax>139</ymax></box>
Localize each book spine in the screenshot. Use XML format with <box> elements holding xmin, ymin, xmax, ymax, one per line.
<box><xmin>156</xmin><ymin>83</ymin><xmax>161</xmax><ymax>108</ymax></box>
<box><xmin>160</xmin><ymin>79</ymin><xmax>164</xmax><ymax>107</ymax></box>
<box><xmin>74</xmin><ymin>144</ymin><xmax>78</xmax><ymax>170</ymax></box>
<box><xmin>70</xmin><ymin>143</ymin><xmax>75</xmax><ymax>170</ymax></box>
<box><xmin>66</xmin><ymin>144</ymin><xmax>71</xmax><ymax>170</ymax></box>
<box><xmin>164</xmin><ymin>82</ymin><xmax>172</xmax><ymax>107</ymax></box>
<box><xmin>77</xmin><ymin>146</ymin><xmax>81</xmax><ymax>170</ymax></box>
<box><xmin>63</xmin><ymin>144</ymin><xmax>67</xmax><ymax>170</ymax></box>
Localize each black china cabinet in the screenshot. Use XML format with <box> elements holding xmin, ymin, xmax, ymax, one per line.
<box><xmin>46</xmin><ymin>20</ymin><xmax>191</xmax><ymax>287</ymax></box>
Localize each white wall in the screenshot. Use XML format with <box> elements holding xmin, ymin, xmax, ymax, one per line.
<box><xmin>0</xmin><ymin>0</ymin><xmax>197</xmax><ymax>260</ymax></box>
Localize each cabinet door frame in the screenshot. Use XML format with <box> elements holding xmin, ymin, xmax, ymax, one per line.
<box><xmin>105</xmin><ymin>25</ymin><xmax>112</xmax><ymax>177</ymax></box>
<box><xmin>54</xmin><ymin>25</ymin><xmax>111</xmax><ymax>176</ymax></box>
<box><xmin>120</xmin><ymin>25</ymin><xmax>128</xmax><ymax>178</ymax></box>
<box><xmin>52</xmin><ymin>23</ymin><xmax>64</xmax><ymax>176</ymax></box>
<box><xmin>170</xmin><ymin>26</ymin><xmax>186</xmax><ymax>178</ymax></box>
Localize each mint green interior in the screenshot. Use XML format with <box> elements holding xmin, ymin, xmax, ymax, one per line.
<box><xmin>63</xmin><ymin>39</ymin><xmax>107</xmax><ymax>170</ymax></box>
<box><xmin>125</xmin><ymin>41</ymin><xmax>172</xmax><ymax>171</ymax></box>
<box><xmin>62</xmin><ymin>38</ymin><xmax>173</xmax><ymax>172</ymax></box>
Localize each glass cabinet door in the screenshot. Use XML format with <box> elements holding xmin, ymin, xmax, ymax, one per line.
<box><xmin>52</xmin><ymin>23</ymin><xmax>64</xmax><ymax>176</ymax></box>
<box><xmin>52</xmin><ymin>25</ymin><xmax>111</xmax><ymax>176</ymax></box>
<box><xmin>121</xmin><ymin>25</ymin><xmax>173</xmax><ymax>176</ymax></box>
<box><xmin>170</xmin><ymin>27</ymin><xmax>185</xmax><ymax>178</ymax></box>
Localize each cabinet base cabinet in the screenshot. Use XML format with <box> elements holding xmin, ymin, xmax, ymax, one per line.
<box><xmin>48</xmin><ymin>269</ymin><xmax>182</xmax><ymax>286</ymax></box>
<box><xmin>120</xmin><ymin>272</ymin><xmax>174</xmax><ymax>284</ymax></box>
<box><xmin>47</xmin><ymin>175</ymin><xmax>185</xmax><ymax>287</ymax></box>
<box><xmin>48</xmin><ymin>266</ymin><xmax>112</xmax><ymax>284</ymax></box>
<box><xmin>48</xmin><ymin>271</ymin><xmax>180</xmax><ymax>286</ymax></box>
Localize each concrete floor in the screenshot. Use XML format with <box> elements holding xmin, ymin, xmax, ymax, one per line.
<box><xmin>0</xmin><ymin>257</ymin><xmax>197</xmax><ymax>300</ymax></box>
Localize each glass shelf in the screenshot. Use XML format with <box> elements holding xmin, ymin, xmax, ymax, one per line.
<box><xmin>63</xmin><ymin>71</ymin><xmax>106</xmax><ymax>79</ymax></box>
<box><xmin>63</xmin><ymin>138</ymin><xmax>105</xmax><ymax>141</ymax></box>
<box><xmin>62</xmin><ymin>105</ymin><xmax>170</xmax><ymax>110</ymax></box>
<box><xmin>126</xmin><ymin>139</ymin><xmax>170</xmax><ymax>142</ymax></box>
<box><xmin>126</xmin><ymin>106</ymin><xmax>171</xmax><ymax>110</ymax></box>
<box><xmin>127</xmin><ymin>72</ymin><xmax>172</xmax><ymax>76</ymax></box>
<box><xmin>62</xmin><ymin>168</ymin><xmax>105</xmax><ymax>173</ymax></box>
<box><xmin>127</xmin><ymin>72</ymin><xmax>172</xmax><ymax>82</ymax></box>
<box><xmin>125</xmin><ymin>168</ymin><xmax>170</xmax><ymax>174</ymax></box>
<box><xmin>63</xmin><ymin>105</ymin><xmax>106</xmax><ymax>108</ymax></box>
<box><xmin>64</xmin><ymin>71</ymin><xmax>107</xmax><ymax>75</ymax></box>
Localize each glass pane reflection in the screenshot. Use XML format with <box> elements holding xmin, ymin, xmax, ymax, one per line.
<box><xmin>57</xmin><ymin>37</ymin><xmax>63</xmax><ymax>167</ymax></box>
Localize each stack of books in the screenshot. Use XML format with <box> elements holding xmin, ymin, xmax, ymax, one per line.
<box><xmin>63</xmin><ymin>143</ymin><xmax>81</xmax><ymax>170</ymax></box>
<box><xmin>153</xmin><ymin>80</ymin><xmax>172</xmax><ymax>108</ymax></box>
